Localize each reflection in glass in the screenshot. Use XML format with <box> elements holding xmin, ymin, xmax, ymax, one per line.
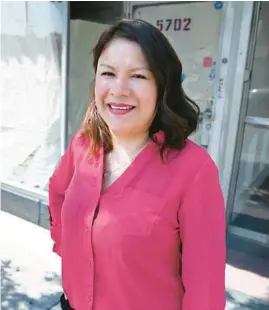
<box><xmin>232</xmin><ymin>125</ymin><xmax>269</xmax><ymax>235</ymax></box>
<box><xmin>1</xmin><ymin>2</ymin><xmax>65</xmax><ymax>190</ymax></box>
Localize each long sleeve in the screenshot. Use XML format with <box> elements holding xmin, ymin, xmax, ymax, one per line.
<box><xmin>178</xmin><ymin>157</ymin><xmax>226</xmax><ymax>310</ymax></box>
<box><xmin>48</xmin><ymin>137</ymin><xmax>75</xmax><ymax>256</ymax></box>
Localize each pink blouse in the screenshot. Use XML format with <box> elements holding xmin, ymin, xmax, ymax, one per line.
<box><xmin>48</xmin><ymin>131</ymin><xmax>226</xmax><ymax>310</ymax></box>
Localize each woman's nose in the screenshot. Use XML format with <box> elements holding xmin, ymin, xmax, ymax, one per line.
<box><xmin>110</xmin><ymin>77</ymin><xmax>130</xmax><ymax>97</ymax></box>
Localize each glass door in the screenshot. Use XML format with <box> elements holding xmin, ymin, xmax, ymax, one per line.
<box><xmin>227</xmin><ymin>2</ymin><xmax>269</xmax><ymax>246</ymax></box>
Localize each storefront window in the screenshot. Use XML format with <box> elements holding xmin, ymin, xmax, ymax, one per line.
<box><xmin>1</xmin><ymin>1</ymin><xmax>66</xmax><ymax>191</ymax></box>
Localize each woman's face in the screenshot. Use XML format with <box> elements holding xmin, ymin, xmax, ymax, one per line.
<box><xmin>95</xmin><ymin>38</ymin><xmax>157</xmax><ymax>139</ymax></box>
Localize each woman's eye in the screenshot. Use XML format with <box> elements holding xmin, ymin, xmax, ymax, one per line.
<box><xmin>101</xmin><ymin>71</ymin><xmax>115</xmax><ymax>77</ymax></box>
<box><xmin>132</xmin><ymin>74</ymin><xmax>147</xmax><ymax>80</ymax></box>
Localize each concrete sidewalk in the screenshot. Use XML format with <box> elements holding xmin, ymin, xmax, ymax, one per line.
<box><xmin>1</xmin><ymin>210</ymin><xmax>269</xmax><ymax>310</ymax></box>
<box><xmin>1</xmin><ymin>211</ymin><xmax>62</xmax><ymax>310</ymax></box>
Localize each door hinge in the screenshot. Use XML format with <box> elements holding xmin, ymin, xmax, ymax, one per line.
<box><xmin>244</xmin><ymin>69</ymin><xmax>251</xmax><ymax>82</ymax></box>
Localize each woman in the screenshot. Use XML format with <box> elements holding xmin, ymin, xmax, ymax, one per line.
<box><xmin>49</xmin><ymin>19</ymin><xmax>226</xmax><ymax>310</ymax></box>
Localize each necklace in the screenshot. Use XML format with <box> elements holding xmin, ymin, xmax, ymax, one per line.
<box><xmin>103</xmin><ymin>162</ymin><xmax>130</xmax><ymax>178</ymax></box>
<box><xmin>103</xmin><ymin>152</ymin><xmax>138</xmax><ymax>178</ymax></box>
<box><xmin>103</xmin><ymin>140</ymin><xmax>149</xmax><ymax>178</ymax></box>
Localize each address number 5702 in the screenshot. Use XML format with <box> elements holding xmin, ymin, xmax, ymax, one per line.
<box><xmin>156</xmin><ymin>18</ymin><xmax>192</xmax><ymax>32</ymax></box>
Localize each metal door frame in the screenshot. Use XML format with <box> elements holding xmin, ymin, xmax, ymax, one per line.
<box><xmin>226</xmin><ymin>2</ymin><xmax>269</xmax><ymax>246</ymax></box>
<box><xmin>60</xmin><ymin>1</ymin><xmax>70</xmax><ymax>154</ymax></box>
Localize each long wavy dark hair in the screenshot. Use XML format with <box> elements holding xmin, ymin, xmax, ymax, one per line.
<box><xmin>82</xmin><ymin>19</ymin><xmax>200</xmax><ymax>159</ymax></box>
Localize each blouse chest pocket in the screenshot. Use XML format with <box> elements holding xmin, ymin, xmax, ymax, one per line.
<box><xmin>107</xmin><ymin>188</ymin><xmax>166</xmax><ymax>237</ymax></box>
